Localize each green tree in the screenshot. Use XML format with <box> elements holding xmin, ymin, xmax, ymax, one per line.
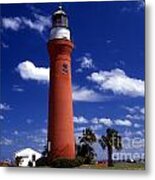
<box><xmin>76</xmin><ymin>128</ymin><xmax>97</xmax><ymax>164</ymax></box>
<box><xmin>99</xmin><ymin>128</ymin><xmax>122</xmax><ymax>167</ymax></box>
<box><xmin>41</xmin><ymin>145</ymin><xmax>48</xmax><ymax>157</ymax></box>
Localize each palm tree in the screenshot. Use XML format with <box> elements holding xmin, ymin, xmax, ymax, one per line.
<box><xmin>77</xmin><ymin>128</ymin><xmax>97</xmax><ymax>164</ymax></box>
<box><xmin>99</xmin><ymin>128</ymin><xmax>122</xmax><ymax>167</ymax></box>
<box><xmin>41</xmin><ymin>145</ymin><xmax>48</xmax><ymax>157</ymax></box>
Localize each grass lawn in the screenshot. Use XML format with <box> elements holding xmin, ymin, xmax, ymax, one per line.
<box><xmin>79</xmin><ymin>162</ymin><xmax>145</xmax><ymax>170</ymax></box>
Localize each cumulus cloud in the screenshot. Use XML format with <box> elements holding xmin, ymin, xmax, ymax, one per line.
<box><xmin>135</xmin><ymin>130</ymin><xmax>144</xmax><ymax>137</ymax></box>
<box><xmin>0</xmin><ymin>103</ymin><xmax>11</xmax><ymax>121</ymax></box>
<box><xmin>2</xmin><ymin>14</ymin><xmax>51</xmax><ymax>34</ymax></box>
<box><xmin>76</xmin><ymin>54</ymin><xmax>95</xmax><ymax>73</ymax></box>
<box><xmin>91</xmin><ymin>117</ymin><xmax>113</xmax><ymax>126</ymax></box>
<box><xmin>121</xmin><ymin>0</ymin><xmax>145</xmax><ymax>13</ymax></box>
<box><xmin>26</xmin><ymin>128</ymin><xmax>47</xmax><ymax>147</ymax></box>
<box><xmin>0</xmin><ymin>137</ymin><xmax>13</xmax><ymax>146</ymax></box>
<box><xmin>26</xmin><ymin>119</ymin><xmax>33</xmax><ymax>124</ymax></box>
<box><xmin>72</xmin><ymin>85</ymin><xmax>105</xmax><ymax>102</ymax></box>
<box><xmin>90</xmin><ymin>124</ymin><xmax>103</xmax><ymax>131</ymax></box>
<box><xmin>114</xmin><ymin>119</ymin><xmax>132</xmax><ymax>126</ymax></box>
<box><xmin>0</xmin><ymin>103</ymin><xmax>11</xmax><ymax>111</ymax></box>
<box><xmin>0</xmin><ymin>115</ymin><xmax>4</xmax><ymax>120</ymax></box>
<box><xmin>74</xmin><ymin>116</ymin><xmax>113</xmax><ymax>126</ymax></box>
<box><xmin>74</xmin><ymin>116</ymin><xmax>88</xmax><ymax>124</ymax></box>
<box><xmin>136</xmin><ymin>0</ymin><xmax>145</xmax><ymax>11</ymax></box>
<box><xmin>124</xmin><ymin>106</ymin><xmax>144</xmax><ymax>121</ymax></box>
<box><xmin>16</xmin><ymin>61</ymin><xmax>49</xmax><ymax>82</ymax></box>
<box><xmin>2</xmin><ymin>17</ymin><xmax>22</xmax><ymax>31</ymax></box>
<box><xmin>87</xmin><ymin>68</ymin><xmax>144</xmax><ymax>97</ymax></box>
<box><xmin>134</xmin><ymin>123</ymin><xmax>141</xmax><ymax>128</ymax></box>
<box><xmin>126</xmin><ymin>114</ymin><xmax>144</xmax><ymax>121</ymax></box>
<box><xmin>140</xmin><ymin>107</ymin><xmax>144</xmax><ymax>114</ymax></box>
<box><xmin>99</xmin><ymin>118</ymin><xmax>113</xmax><ymax>126</ymax></box>
<box><xmin>12</xmin><ymin>85</ymin><xmax>24</xmax><ymax>92</ymax></box>
<box><xmin>124</xmin><ymin>106</ymin><xmax>144</xmax><ymax>114</ymax></box>
<box><xmin>16</xmin><ymin>61</ymin><xmax>106</xmax><ymax>102</ymax></box>
<box><xmin>1</xmin><ymin>42</ymin><xmax>9</xmax><ymax>48</ymax></box>
<box><xmin>21</xmin><ymin>14</ymin><xmax>51</xmax><ymax>34</ymax></box>
<box><xmin>13</xmin><ymin>130</ymin><xmax>19</xmax><ymax>135</ymax></box>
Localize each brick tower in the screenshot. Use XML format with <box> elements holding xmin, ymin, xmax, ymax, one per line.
<box><xmin>47</xmin><ymin>5</ymin><xmax>75</xmax><ymax>160</ymax></box>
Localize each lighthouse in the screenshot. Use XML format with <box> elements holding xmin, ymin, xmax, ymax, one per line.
<box><xmin>47</xmin><ymin>5</ymin><xmax>75</xmax><ymax>160</ymax></box>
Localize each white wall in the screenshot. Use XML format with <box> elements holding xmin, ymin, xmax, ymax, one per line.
<box><xmin>15</xmin><ymin>148</ymin><xmax>42</xmax><ymax>167</ymax></box>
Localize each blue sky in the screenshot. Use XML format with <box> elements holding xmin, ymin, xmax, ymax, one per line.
<box><xmin>0</xmin><ymin>1</ymin><xmax>145</xmax><ymax>161</ymax></box>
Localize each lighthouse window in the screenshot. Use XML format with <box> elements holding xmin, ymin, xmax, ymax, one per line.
<box><xmin>62</xmin><ymin>63</ymin><xmax>68</xmax><ymax>74</ymax></box>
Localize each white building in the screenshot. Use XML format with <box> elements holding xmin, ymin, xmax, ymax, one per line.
<box><xmin>14</xmin><ymin>148</ymin><xmax>42</xmax><ymax>167</ymax></box>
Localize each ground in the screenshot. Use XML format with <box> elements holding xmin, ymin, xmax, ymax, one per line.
<box><xmin>79</xmin><ymin>162</ymin><xmax>145</xmax><ymax>170</ymax></box>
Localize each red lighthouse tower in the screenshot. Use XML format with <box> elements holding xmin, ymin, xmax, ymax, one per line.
<box><xmin>47</xmin><ymin>6</ymin><xmax>75</xmax><ymax>160</ymax></box>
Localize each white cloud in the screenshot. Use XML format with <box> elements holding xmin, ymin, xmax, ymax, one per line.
<box><xmin>122</xmin><ymin>130</ymin><xmax>133</xmax><ymax>137</ymax></box>
<box><xmin>124</xmin><ymin>106</ymin><xmax>144</xmax><ymax>114</ymax></box>
<box><xmin>91</xmin><ymin>117</ymin><xmax>113</xmax><ymax>126</ymax></box>
<box><xmin>76</xmin><ymin>55</ymin><xmax>95</xmax><ymax>72</ymax></box>
<box><xmin>91</xmin><ymin>118</ymin><xmax>99</xmax><ymax>124</ymax></box>
<box><xmin>126</xmin><ymin>114</ymin><xmax>144</xmax><ymax>121</ymax></box>
<box><xmin>16</xmin><ymin>61</ymin><xmax>106</xmax><ymax>102</ymax></box>
<box><xmin>27</xmin><ymin>4</ymin><xmax>42</xmax><ymax>14</ymax></box>
<box><xmin>121</xmin><ymin>0</ymin><xmax>144</xmax><ymax>13</ymax></box>
<box><xmin>40</xmin><ymin>128</ymin><xmax>47</xmax><ymax>134</ymax></box>
<box><xmin>135</xmin><ymin>130</ymin><xmax>144</xmax><ymax>137</ymax></box>
<box><xmin>26</xmin><ymin>128</ymin><xmax>47</xmax><ymax>147</ymax></box>
<box><xmin>0</xmin><ymin>137</ymin><xmax>12</xmax><ymax>146</ymax></box>
<box><xmin>0</xmin><ymin>103</ymin><xmax>11</xmax><ymax>111</ymax></box>
<box><xmin>87</xmin><ymin>68</ymin><xmax>144</xmax><ymax>97</ymax></box>
<box><xmin>1</xmin><ymin>42</ymin><xmax>9</xmax><ymax>48</ymax></box>
<box><xmin>2</xmin><ymin>14</ymin><xmax>51</xmax><ymax>34</ymax></box>
<box><xmin>80</xmin><ymin>57</ymin><xmax>95</xmax><ymax>69</ymax></box>
<box><xmin>99</xmin><ymin>118</ymin><xmax>113</xmax><ymax>126</ymax></box>
<box><xmin>2</xmin><ymin>17</ymin><xmax>22</xmax><ymax>31</ymax></box>
<box><xmin>12</xmin><ymin>85</ymin><xmax>24</xmax><ymax>92</ymax></box>
<box><xmin>106</xmin><ymin>39</ymin><xmax>112</xmax><ymax>44</ymax></box>
<box><xmin>134</xmin><ymin>123</ymin><xmax>141</xmax><ymax>128</ymax></box>
<box><xmin>0</xmin><ymin>115</ymin><xmax>4</xmax><ymax>120</ymax></box>
<box><xmin>17</xmin><ymin>61</ymin><xmax>49</xmax><ymax>82</ymax></box>
<box><xmin>140</xmin><ymin>107</ymin><xmax>144</xmax><ymax>114</ymax></box>
<box><xmin>72</xmin><ymin>85</ymin><xmax>105</xmax><ymax>102</ymax></box>
<box><xmin>124</xmin><ymin>106</ymin><xmax>144</xmax><ymax>120</ymax></box>
<box><xmin>26</xmin><ymin>119</ymin><xmax>33</xmax><ymax>124</ymax></box>
<box><xmin>74</xmin><ymin>116</ymin><xmax>88</xmax><ymax>124</ymax></box>
<box><xmin>122</xmin><ymin>129</ymin><xmax>144</xmax><ymax>143</ymax></box>
<box><xmin>136</xmin><ymin>0</ymin><xmax>145</xmax><ymax>11</ymax></box>
<box><xmin>74</xmin><ymin>116</ymin><xmax>113</xmax><ymax>127</ymax></box>
<box><xmin>115</xmin><ymin>119</ymin><xmax>132</xmax><ymax>127</ymax></box>
<box><xmin>13</xmin><ymin>130</ymin><xmax>19</xmax><ymax>135</ymax></box>
<box><xmin>21</xmin><ymin>14</ymin><xmax>51</xmax><ymax>34</ymax></box>
<box><xmin>124</xmin><ymin>106</ymin><xmax>140</xmax><ymax>114</ymax></box>
<box><xmin>90</xmin><ymin>124</ymin><xmax>103</xmax><ymax>131</ymax></box>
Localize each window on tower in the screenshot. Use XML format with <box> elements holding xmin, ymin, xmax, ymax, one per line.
<box><xmin>62</xmin><ymin>63</ymin><xmax>69</xmax><ymax>74</ymax></box>
<box><xmin>52</xmin><ymin>13</ymin><xmax>68</xmax><ymax>28</ymax></box>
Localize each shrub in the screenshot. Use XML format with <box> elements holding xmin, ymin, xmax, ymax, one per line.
<box><xmin>36</xmin><ymin>157</ymin><xmax>48</xmax><ymax>167</ymax></box>
<box><xmin>49</xmin><ymin>157</ymin><xmax>84</xmax><ymax>168</ymax></box>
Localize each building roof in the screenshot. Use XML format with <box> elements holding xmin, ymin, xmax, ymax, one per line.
<box><xmin>53</xmin><ymin>5</ymin><xmax>66</xmax><ymax>16</ymax></box>
<box><xmin>15</xmin><ymin>148</ymin><xmax>41</xmax><ymax>157</ymax></box>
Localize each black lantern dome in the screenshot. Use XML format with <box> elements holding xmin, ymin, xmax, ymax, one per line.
<box><xmin>52</xmin><ymin>5</ymin><xmax>68</xmax><ymax>28</ymax></box>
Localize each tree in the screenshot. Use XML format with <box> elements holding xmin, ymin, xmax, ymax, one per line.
<box><xmin>41</xmin><ymin>145</ymin><xmax>48</xmax><ymax>157</ymax></box>
<box><xmin>76</xmin><ymin>128</ymin><xmax>97</xmax><ymax>164</ymax></box>
<box><xmin>99</xmin><ymin>128</ymin><xmax>122</xmax><ymax>167</ymax></box>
